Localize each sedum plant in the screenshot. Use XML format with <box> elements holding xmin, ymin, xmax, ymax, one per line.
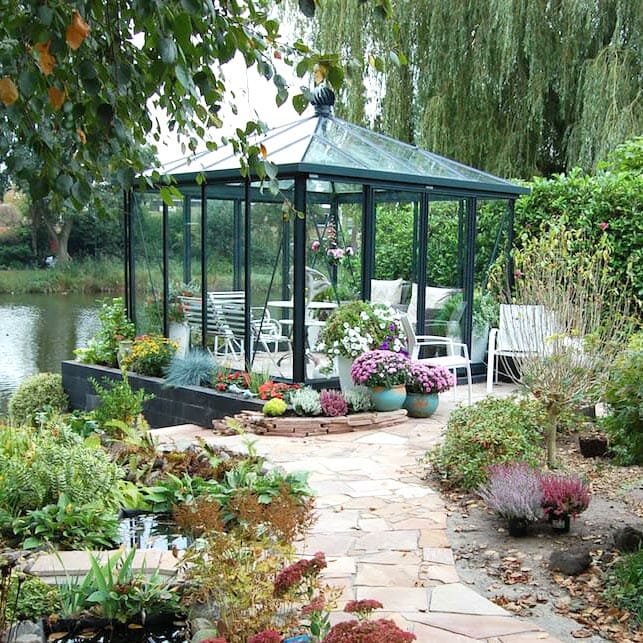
<box><xmin>290</xmin><ymin>387</ymin><xmax>322</xmax><ymax>416</ymax></box>
<box><xmin>8</xmin><ymin>372</ymin><xmax>68</xmax><ymax>426</ymax></box>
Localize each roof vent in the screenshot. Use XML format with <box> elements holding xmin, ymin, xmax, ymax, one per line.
<box><xmin>311</xmin><ymin>85</ymin><xmax>335</xmax><ymax>117</ymax></box>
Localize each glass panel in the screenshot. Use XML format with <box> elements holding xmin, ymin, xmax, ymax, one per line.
<box><xmin>131</xmin><ymin>192</ymin><xmax>164</xmax><ymax>334</ymax></box>
<box><xmin>418</xmin><ymin>198</ymin><xmax>465</xmax><ymax>338</ymax></box>
<box><xmin>373</xmin><ymin>191</ymin><xmax>420</xmax><ymax>313</ymax></box>
<box><xmin>306</xmin><ymin>180</ymin><xmax>364</xmax><ymax>381</ymax></box>
<box><xmin>470</xmin><ymin>198</ymin><xmax>509</xmax><ymax>361</ymax></box>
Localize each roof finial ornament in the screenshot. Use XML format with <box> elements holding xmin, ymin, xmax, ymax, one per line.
<box><xmin>311</xmin><ymin>84</ymin><xmax>335</xmax><ymax>117</ymax></box>
<box><xmin>311</xmin><ymin>64</ymin><xmax>335</xmax><ymax>117</ymax></box>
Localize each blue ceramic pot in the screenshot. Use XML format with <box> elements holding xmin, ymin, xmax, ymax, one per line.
<box><xmin>370</xmin><ymin>384</ymin><xmax>407</xmax><ymax>411</ymax></box>
<box><xmin>404</xmin><ymin>392</ymin><xmax>439</xmax><ymax>418</ymax></box>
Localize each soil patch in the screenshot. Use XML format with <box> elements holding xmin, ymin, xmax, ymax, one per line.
<box><xmin>435</xmin><ymin>435</ymin><xmax>643</xmax><ymax>642</ymax></box>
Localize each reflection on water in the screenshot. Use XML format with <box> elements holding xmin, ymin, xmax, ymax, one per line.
<box><xmin>0</xmin><ymin>293</ymin><xmax>101</xmax><ymax>415</ymax></box>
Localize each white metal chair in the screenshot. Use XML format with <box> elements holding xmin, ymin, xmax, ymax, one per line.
<box><xmin>401</xmin><ymin>314</ymin><xmax>472</xmax><ymax>404</ymax></box>
<box><xmin>486</xmin><ymin>304</ymin><xmax>552</xmax><ymax>392</ymax></box>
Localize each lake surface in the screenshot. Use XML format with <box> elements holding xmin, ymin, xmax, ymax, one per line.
<box><xmin>0</xmin><ymin>293</ymin><xmax>101</xmax><ymax>415</ymax></box>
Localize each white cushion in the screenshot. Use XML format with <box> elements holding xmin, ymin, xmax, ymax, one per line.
<box><xmin>370</xmin><ymin>279</ymin><xmax>404</xmax><ymax>306</ymax></box>
<box><xmin>407</xmin><ymin>284</ymin><xmax>461</xmax><ymax>321</ymax></box>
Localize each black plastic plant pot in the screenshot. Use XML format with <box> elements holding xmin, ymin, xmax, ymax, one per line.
<box><xmin>507</xmin><ymin>517</ymin><xmax>530</xmax><ymax>537</ymax></box>
<box><xmin>550</xmin><ymin>513</ymin><xmax>571</xmax><ymax>534</ymax></box>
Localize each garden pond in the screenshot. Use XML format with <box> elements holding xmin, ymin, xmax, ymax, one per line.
<box><xmin>0</xmin><ymin>294</ymin><xmax>100</xmax><ymax>415</ymax></box>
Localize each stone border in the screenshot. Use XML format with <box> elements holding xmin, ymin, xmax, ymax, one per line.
<box><xmin>213</xmin><ymin>409</ymin><xmax>408</xmax><ymax>437</ymax></box>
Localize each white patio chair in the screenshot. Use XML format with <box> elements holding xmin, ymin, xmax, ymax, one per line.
<box><xmin>486</xmin><ymin>304</ymin><xmax>553</xmax><ymax>392</ymax></box>
<box><xmin>401</xmin><ymin>314</ymin><xmax>472</xmax><ymax>404</ymax></box>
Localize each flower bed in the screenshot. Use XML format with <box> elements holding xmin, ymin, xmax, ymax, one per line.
<box><xmin>62</xmin><ymin>360</ymin><xmax>264</xmax><ymax>428</ymax></box>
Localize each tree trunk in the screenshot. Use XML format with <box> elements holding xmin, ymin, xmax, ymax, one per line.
<box><xmin>546</xmin><ymin>407</ymin><xmax>558</xmax><ymax>468</ymax></box>
<box><xmin>44</xmin><ymin>216</ymin><xmax>73</xmax><ymax>263</ymax></box>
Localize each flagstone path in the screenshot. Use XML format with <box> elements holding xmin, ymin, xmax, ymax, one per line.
<box><xmin>153</xmin><ymin>383</ymin><xmax>561</xmax><ymax>643</ymax></box>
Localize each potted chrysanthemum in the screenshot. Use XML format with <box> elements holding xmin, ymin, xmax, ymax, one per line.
<box><xmin>350</xmin><ymin>350</ymin><xmax>410</xmax><ymax>411</ymax></box>
<box><xmin>404</xmin><ymin>362</ymin><xmax>454</xmax><ymax>417</ymax></box>
<box><xmin>317</xmin><ymin>301</ymin><xmax>406</xmax><ymax>391</ymax></box>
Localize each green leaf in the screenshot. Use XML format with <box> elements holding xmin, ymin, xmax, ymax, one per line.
<box><xmin>18</xmin><ymin>71</ymin><xmax>39</xmax><ymax>98</ymax></box>
<box><xmin>55</xmin><ymin>174</ymin><xmax>73</xmax><ymax>196</ymax></box>
<box><xmin>71</xmin><ymin>180</ymin><xmax>92</xmax><ymax>204</ymax></box>
<box><xmin>22</xmin><ymin>537</ymin><xmax>42</xmax><ymax>549</ymax></box>
<box><xmin>159</xmin><ymin>38</ymin><xmax>178</xmax><ymax>65</ymax></box>
<box><xmin>173</xmin><ymin>13</ymin><xmax>193</xmax><ymax>52</ymax></box>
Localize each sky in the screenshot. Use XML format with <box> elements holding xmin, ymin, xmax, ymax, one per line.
<box><xmin>153</xmin><ymin>50</ymin><xmax>305</xmax><ymax>165</ymax></box>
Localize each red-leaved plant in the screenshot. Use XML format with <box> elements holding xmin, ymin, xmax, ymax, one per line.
<box><xmin>322</xmin><ymin>600</ymin><xmax>416</xmax><ymax>642</ymax></box>
<box><xmin>540</xmin><ymin>472</ymin><xmax>591</xmax><ymax>518</ymax></box>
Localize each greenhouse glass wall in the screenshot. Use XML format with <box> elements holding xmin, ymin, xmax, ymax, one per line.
<box><xmin>124</xmin><ymin>87</ymin><xmax>528</xmax><ymax>385</ymax></box>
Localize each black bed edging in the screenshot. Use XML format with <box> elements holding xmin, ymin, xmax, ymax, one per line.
<box><xmin>61</xmin><ymin>360</ymin><xmax>264</xmax><ymax>428</ymax></box>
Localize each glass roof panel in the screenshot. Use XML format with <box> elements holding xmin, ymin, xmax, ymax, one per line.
<box><xmin>162</xmin><ymin>105</ymin><xmax>522</xmax><ymax>193</ymax></box>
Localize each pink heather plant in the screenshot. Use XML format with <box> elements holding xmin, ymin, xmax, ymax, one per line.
<box><xmin>406</xmin><ymin>362</ymin><xmax>454</xmax><ymax>394</ymax></box>
<box><xmin>478</xmin><ymin>462</ymin><xmax>543</xmax><ymax>522</ymax></box>
<box><xmin>350</xmin><ymin>350</ymin><xmax>410</xmax><ymax>388</ymax></box>
<box><xmin>248</xmin><ymin>632</ymin><xmax>282</xmax><ymax>643</ymax></box>
<box><xmin>540</xmin><ymin>472</ymin><xmax>590</xmax><ymax>518</ymax></box>
<box><xmin>320</xmin><ymin>389</ymin><xmax>349</xmax><ymax>416</ymax></box>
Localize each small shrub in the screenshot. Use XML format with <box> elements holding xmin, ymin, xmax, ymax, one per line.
<box><xmin>320</xmin><ymin>389</ymin><xmax>348</xmax><ymax>417</ymax></box>
<box><xmin>6</xmin><ymin>573</ymin><xmax>61</xmax><ymax>621</ymax></box>
<box><xmin>263</xmin><ymin>398</ymin><xmax>287</xmax><ymax>417</ymax></box>
<box><xmin>121</xmin><ymin>334</ymin><xmax>177</xmax><ymax>377</ymax></box>
<box><xmin>540</xmin><ymin>472</ymin><xmax>591</xmax><ymax>518</ymax></box>
<box><xmin>344</xmin><ymin>387</ymin><xmax>373</xmax><ymax>412</ymax></box>
<box><xmin>74</xmin><ymin>297</ymin><xmax>135</xmax><ymax>367</ymax></box>
<box><xmin>164</xmin><ymin>349</ymin><xmax>216</xmax><ymax>387</ymax></box>
<box><xmin>91</xmin><ymin>374</ymin><xmax>153</xmax><ymax>431</ymax></box>
<box><xmin>605</xmin><ymin>548</ymin><xmax>643</xmax><ymax>625</ymax></box>
<box><xmin>478</xmin><ymin>462</ymin><xmax>543</xmax><ymax>522</ymax></box>
<box><xmin>600</xmin><ymin>331</ymin><xmax>643</xmax><ymax>464</ymax></box>
<box><xmin>290</xmin><ymin>387</ymin><xmax>322</xmax><ymax>416</ymax></box>
<box><xmin>429</xmin><ymin>396</ymin><xmax>545</xmax><ymax>490</ymax></box>
<box><xmin>8</xmin><ymin>372</ymin><xmax>68</xmax><ymax>426</ymax></box>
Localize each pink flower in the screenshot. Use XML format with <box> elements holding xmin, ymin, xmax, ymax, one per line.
<box><xmin>599</xmin><ymin>221</ymin><xmax>609</xmax><ymax>231</ymax></box>
<box><xmin>311</xmin><ymin>240</ymin><xmax>321</xmax><ymax>251</ymax></box>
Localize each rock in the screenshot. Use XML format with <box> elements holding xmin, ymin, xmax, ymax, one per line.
<box><xmin>613</xmin><ymin>526</ymin><xmax>643</xmax><ymax>553</ymax></box>
<box><xmin>549</xmin><ymin>548</ymin><xmax>592</xmax><ymax>575</ymax></box>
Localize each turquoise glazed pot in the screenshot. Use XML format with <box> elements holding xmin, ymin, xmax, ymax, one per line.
<box><xmin>404</xmin><ymin>392</ymin><xmax>439</xmax><ymax>418</ymax></box>
<box><xmin>370</xmin><ymin>384</ymin><xmax>407</xmax><ymax>411</ymax></box>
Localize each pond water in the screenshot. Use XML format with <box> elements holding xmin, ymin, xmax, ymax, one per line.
<box><xmin>0</xmin><ymin>293</ymin><xmax>101</xmax><ymax>415</ymax></box>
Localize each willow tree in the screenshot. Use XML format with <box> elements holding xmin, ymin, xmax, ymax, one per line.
<box><xmin>306</xmin><ymin>0</ymin><xmax>642</xmax><ymax>178</ymax></box>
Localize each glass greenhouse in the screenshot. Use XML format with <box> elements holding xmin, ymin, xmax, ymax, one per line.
<box><xmin>124</xmin><ymin>86</ymin><xmax>528</xmax><ymax>385</ymax></box>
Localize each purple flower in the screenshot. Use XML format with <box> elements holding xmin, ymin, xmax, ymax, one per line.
<box><xmin>311</xmin><ymin>240</ymin><xmax>321</xmax><ymax>251</ymax></box>
<box><xmin>350</xmin><ymin>350</ymin><xmax>410</xmax><ymax>388</ymax></box>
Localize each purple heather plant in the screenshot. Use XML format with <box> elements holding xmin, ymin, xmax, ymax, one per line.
<box><xmin>478</xmin><ymin>462</ymin><xmax>543</xmax><ymax>522</ymax></box>
<box><xmin>320</xmin><ymin>389</ymin><xmax>348</xmax><ymax>417</ymax></box>
<box><xmin>350</xmin><ymin>350</ymin><xmax>410</xmax><ymax>388</ymax></box>
<box><xmin>540</xmin><ymin>472</ymin><xmax>591</xmax><ymax>518</ymax></box>
<box><xmin>406</xmin><ymin>362</ymin><xmax>454</xmax><ymax>394</ymax></box>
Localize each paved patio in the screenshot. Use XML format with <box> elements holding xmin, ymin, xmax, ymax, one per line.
<box><xmin>153</xmin><ymin>382</ymin><xmax>561</xmax><ymax>642</ymax></box>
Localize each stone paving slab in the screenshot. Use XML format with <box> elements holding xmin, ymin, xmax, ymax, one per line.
<box><xmin>149</xmin><ymin>383</ymin><xmax>561</xmax><ymax>643</ymax></box>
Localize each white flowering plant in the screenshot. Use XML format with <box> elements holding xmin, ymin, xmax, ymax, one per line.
<box><xmin>317</xmin><ymin>301</ymin><xmax>406</xmax><ymax>360</ymax></box>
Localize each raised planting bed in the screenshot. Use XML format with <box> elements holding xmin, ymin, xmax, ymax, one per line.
<box><xmin>61</xmin><ymin>360</ymin><xmax>264</xmax><ymax>428</ymax></box>
<box><xmin>213</xmin><ymin>408</ymin><xmax>409</xmax><ymax>437</ymax></box>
